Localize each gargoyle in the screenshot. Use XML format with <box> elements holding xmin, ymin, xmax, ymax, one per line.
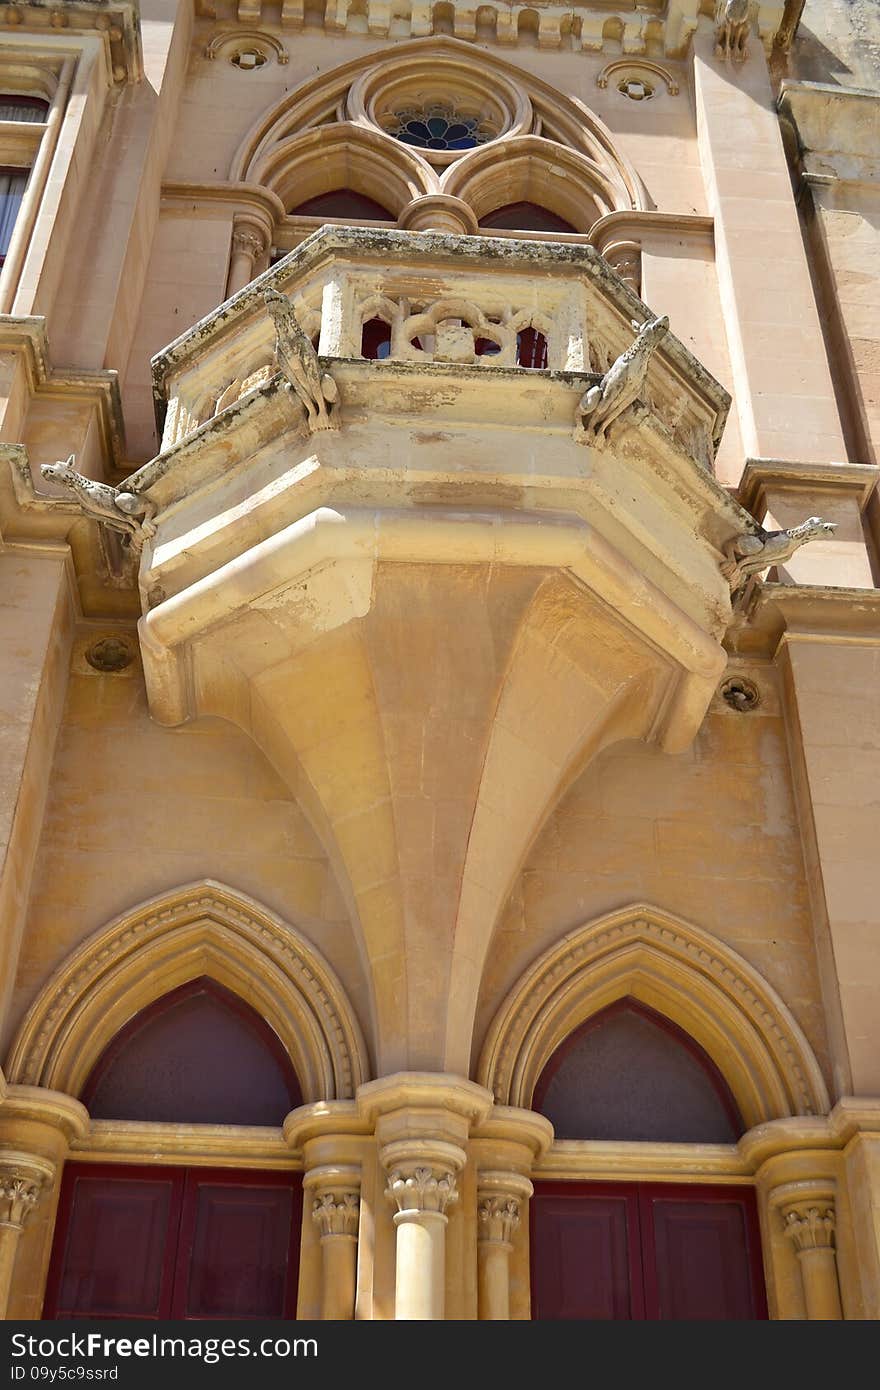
<box><xmin>264</xmin><ymin>288</ymin><xmax>338</xmax><ymax>432</ymax></box>
<box><xmin>40</xmin><ymin>456</ymin><xmax>156</xmax><ymax>542</ymax></box>
<box><xmin>721</xmin><ymin>517</ymin><xmax>836</xmax><ymax>592</ymax></box>
<box><xmin>575</xmin><ymin>315</ymin><xmax>669</xmax><ymax>447</ymax></box>
<box><xmin>715</xmin><ymin>0</ymin><xmax>751</xmax><ymax>63</ymax></box>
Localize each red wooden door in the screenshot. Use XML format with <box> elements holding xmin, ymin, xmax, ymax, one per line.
<box><xmin>44</xmin><ymin>1164</ymin><xmax>302</xmax><ymax>1320</ymax></box>
<box><xmin>531</xmin><ymin>1182</ymin><xmax>767</xmax><ymax>1320</ymax></box>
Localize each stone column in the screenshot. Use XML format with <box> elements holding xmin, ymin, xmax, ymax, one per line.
<box><xmin>358</xmin><ymin>1075</ymin><xmax>493</xmax><ymax>1322</ymax></box>
<box><xmin>782</xmin><ymin>1198</ymin><xmax>843</xmax><ymax>1320</ymax></box>
<box><xmin>477</xmin><ymin>1172</ymin><xmax>532</xmax><ymax>1320</ymax></box>
<box><xmin>306</xmin><ymin>1166</ymin><xmax>361</xmax><ymax>1320</ymax></box>
<box><xmin>0</xmin><ymin>1156</ymin><xmax>53</xmax><ymax>1320</ymax></box>
<box><xmin>226</xmin><ymin>218</ymin><xmax>270</xmax><ymax>297</ymax></box>
<box><xmin>384</xmin><ymin>1154</ymin><xmax>460</xmax><ymax>1320</ymax></box>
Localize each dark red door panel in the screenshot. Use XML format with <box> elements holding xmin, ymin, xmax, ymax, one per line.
<box><xmin>531</xmin><ymin>1185</ymin><xmax>644</xmax><ymax>1320</ymax></box>
<box><xmin>641</xmin><ymin>1185</ymin><xmax>767</xmax><ymax>1321</ymax></box>
<box><xmin>44</xmin><ymin>1164</ymin><xmax>302</xmax><ymax>1321</ymax></box>
<box><xmin>44</xmin><ymin>1165</ymin><xmax>183</xmax><ymax>1319</ymax></box>
<box><xmin>173</xmin><ymin>1170</ymin><xmax>301</xmax><ymax>1319</ymax></box>
<box><xmin>530</xmin><ymin>1182</ymin><xmax>767</xmax><ymax>1322</ymax></box>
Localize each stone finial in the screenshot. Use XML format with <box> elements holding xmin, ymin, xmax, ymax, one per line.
<box><xmin>715</xmin><ymin>0</ymin><xmax>751</xmax><ymax>63</ymax></box>
<box><xmin>312</xmin><ymin>1190</ymin><xmax>360</xmax><ymax>1239</ymax></box>
<box><xmin>575</xmin><ymin>315</ymin><xmax>669</xmax><ymax>448</ymax></box>
<box><xmin>477</xmin><ymin>1195</ymin><xmax>521</xmax><ymax>1246</ymax></box>
<box><xmin>720</xmin><ymin>516</ymin><xmax>836</xmax><ymax>593</ymax></box>
<box><xmin>385</xmin><ymin>1164</ymin><xmax>459</xmax><ymax>1215</ymax></box>
<box><xmin>783</xmin><ymin>1203</ymin><xmax>836</xmax><ymax>1253</ymax></box>
<box><xmin>40</xmin><ymin>456</ymin><xmax>156</xmax><ymax>544</ymax></box>
<box><xmin>264</xmin><ymin>288</ymin><xmax>339</xmax><ymax>432</ymax></box>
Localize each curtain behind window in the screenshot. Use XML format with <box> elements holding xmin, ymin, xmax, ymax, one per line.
<box><xmin>0</xmin><ymin>95</ymin><xmax>48</xmax><ymax>121</ymax></box>
<box><xmin>0</xmin><ymin>169</ymin><xmax>28</xmax><ymax>263</ymax></box>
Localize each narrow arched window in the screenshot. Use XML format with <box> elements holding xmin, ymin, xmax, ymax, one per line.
<box><xmin>0</xmin><ymin>95</ymin><xmax>49</xmax><ymax>122</ymax></box>
<box><xmin>516</xmin><ymin>327</ymin><xmax>548</xmax><ymax>369</ymax></box>
<box><xmin>81</xmin><ymin>978</ymin><xmax>303</xmax><ymax>1125</ymax></box>
<box><xmin>289</xmin><ymin>188</ymin><xmax>395</xmax><ymax>221</ymax></box>
<box><xmin>480</xmin><ymin>201</ymin><xmax>577</xmax><ymax>234</ymax></box>
<box><xmin>361</xmin><ymin>316</ymin><xmax>392</xmax><ymax>359</ymax></box>
<box><xmin>533</xmin><ymin>998</ymin><xmax>743</xmax><ymax>1143</ymax></box>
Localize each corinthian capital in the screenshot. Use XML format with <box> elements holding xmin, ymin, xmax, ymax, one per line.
<box><xmin>312</xmin><ymin>1190</ymin><xmax>360</xmax><ymax>1239</ymax></box>
<box><xmin>386</xmin><ymin>1165</ymin><xmax>459</xmax><ymax>1215</ymax></box>
<box><xmin>0</xmin><ymin>1163</ymin><xmax>49</xmax><ymax>1229</ymax></box>
<box><xmin>232</xmin><ymin>227</ymin><xmax>267</xmax><ymax>259</ymax></box>
<box><xmin>478</xmin><ymin>1194</ymin><xmax>521</xmax><ymax>1245</ymax></box>
<box><xmin>783</xmin><ymin>1202</ymin><xmax>836</xmax><ymax>1252</ymax></box>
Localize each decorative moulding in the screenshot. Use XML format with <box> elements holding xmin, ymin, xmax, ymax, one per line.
<box><xmin>4</xmin><ymin>880</ymin><xmax>370</xmax><ymax>1104</ymax></box>
<box><xmin>204</xmin><ymin>28</ymin><xmax>288</xmax><ymax>65</ymax></box>
<box><xmin>597</xmin><ymin>59</ymin><xmax>680</xmax><ymax>98</ymax></box>
<box><xmin>478</xmin><ymin>902</ymin><xmax>830</xmax><ymax>1125</ymax></box>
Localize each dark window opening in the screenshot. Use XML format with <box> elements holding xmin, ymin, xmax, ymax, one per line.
<box><xmin>516</xmin><ymin>327</ymin><xmax>548</xmax><ymax>369</ymax></box>
<box><xmin>361</xmin><ymin>316</ymin><xmax>392</xmax><ymax>359</ymax></box>
<box><xmin>289</xmin><ymin>188</ymin><xmax>395</xmax><ymax>221</ymax></box>
<box><xmin>480</xmin><ymin>201</ymin><xmax>577</xmax><ymax>234</ymax></box>
<box><xmin>475</xmin><ymin>337</ymin><xmax>502</xmax><ymax>357</ymax></box>
<box><xmin>0</xmin><ymin>95</ymin><xmax>49</xmax><ymax>122</ymax></box>
<box><xmin>0</xmin><ymin>166</ymin><xmax>28</xmax><ymax>267</ymax></box>
<box><xmin>533</xmin><ymin>998</ymin><xmax>743</xmax><ymax>1143</ymax></box>
<box><xmin>81</xmin><ymin>978</ymin><xmax>303</xmax><ymax>1126</ymax></box>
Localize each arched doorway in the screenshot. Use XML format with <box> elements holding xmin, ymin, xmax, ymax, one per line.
<box><xmin>529</xmin><ymin>999</ymin><xmax>766</xmax><ymax>1320</ymax></box>
<box><xmin>477</xmin><ymin>904</ymin><xmax>830</xmax><ymax>1322</ymax></box>
<box><xmin>42</xmin><ymin>980</ymin><xmax>305</xmax><ymax>1320</ymax></box>
<box><xmin>5</xmin><ymin>883</ymin><xmax>370</xmax><ymax>1322</ymax></box>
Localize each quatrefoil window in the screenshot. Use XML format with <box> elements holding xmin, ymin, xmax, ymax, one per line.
<box><xmin>388</xmin><ymin>106</ymin><xmax>494</xmax><ymax>151</ymax></box>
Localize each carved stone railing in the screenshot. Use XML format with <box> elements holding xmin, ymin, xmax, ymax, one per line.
<box><xmin>151</xmin><ymin>226</ymin><xmax>728</xmax><ymax>472</ymax></box>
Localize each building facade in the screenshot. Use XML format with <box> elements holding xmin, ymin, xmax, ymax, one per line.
<box><xmin>0</xmin><ymin>0</ymin><xmax>878</xmax><ymax>1321</ymax></box>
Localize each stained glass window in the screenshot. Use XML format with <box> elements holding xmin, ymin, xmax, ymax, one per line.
<box><xmin>387</xmin><ymin>106</ymin><xmax>494</xmax><ymax>151</ymax></box>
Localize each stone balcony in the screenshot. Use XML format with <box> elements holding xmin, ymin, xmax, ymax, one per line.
<box><xmin>122</xmin><ymin>225</ymin><xmax>758</xmax><ymax>1072</ymax></box>
<box><xmin>152</xmin><ymin>226</ymin><xmax>727</xmax><ymax>469</ymax></box>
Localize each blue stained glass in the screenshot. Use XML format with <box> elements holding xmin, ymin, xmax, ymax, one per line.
<box><xmin>388</xmin><ymin>106</ymin><xmax>493</xmax><ymax>152</ymax></box>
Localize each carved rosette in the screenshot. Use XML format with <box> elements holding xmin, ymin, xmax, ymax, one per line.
<box><xmin>312</xmin><ymin>1190</ymin><xmax>360</xmax><ymax>1239</ymax></box>
<box><xmin>0</xmin><ymin>1166</ymin><xmax>48</xmax><ymax>1230</ymax></box>
<box><xmin>783</xmin><ymin>1202</ymin><xmax>836</xmax><ymax>1253</ymax></box>
<box><xmin>385</xmin><ymin>1164</ymin><xmax>459</xmax><ymax>1216</ymax></box>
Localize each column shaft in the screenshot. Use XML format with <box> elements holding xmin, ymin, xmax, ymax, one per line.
<box><xmin>393</xmin><ymin>1210</ymin><xmax>447</xmax><ymax>1320</ymax></box>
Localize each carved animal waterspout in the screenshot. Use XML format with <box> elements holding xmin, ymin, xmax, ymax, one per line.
<box><xmin>575</xmin><ymin>315</ymin><xmax>669</xmax><ymax>447</ymax></box>
<box><xmin>40</xmin><ymin>456</ymin><xmax>156</xmax><ymax>542</ymax></box>
<box><xmin>715</xmin><ymin>0</ymin><xmax>751</xmax><ymax>62</ymax></box>
<box><xmin>721</xmin><ymin>517</ymin><xmax>836</xmax><ymax>592</ymax></box>
<box><xmin>264</xmin><ymin>288</ymin><xmax>338</xmax><ymax>431</ymax></box>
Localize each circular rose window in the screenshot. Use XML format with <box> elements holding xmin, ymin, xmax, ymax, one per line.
<box><xmin>387</xmin><ymin>106</ymin><xmax>495</xmax><ymax>151</ymax></box>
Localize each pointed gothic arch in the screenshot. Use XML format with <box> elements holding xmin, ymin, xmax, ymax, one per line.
<box><xmin>5</xmin><ymin>881</ymin><xmax>369</xmax><ymax>1104</ymax></box>
<box><xmin>440</xmin><ymin>136</ymin><xmax>621</xmax><ymax>231</ymax></box>
<box><xmin>230</xmin><ymin>36</ymin><xmax>644</xmax><ymax>223</ymax></box>
<box><xmin>477</xmin><ymin>904</ymin><xmax>829</xmax><ymax>1128</ymax></box>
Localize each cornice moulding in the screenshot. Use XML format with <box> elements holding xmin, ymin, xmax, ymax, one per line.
<box><xmin>737</xmin><ymin>457</ymin><xmax>880</xmax><ymax>515</ymax></box>
<box><xmin>0</xmin><ymin>1</ymin><xmax>143</xmax><ymax>84</ymax></box>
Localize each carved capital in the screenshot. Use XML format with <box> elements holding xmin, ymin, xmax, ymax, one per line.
<box><xmin>783</xmin><ymin>1202</ymin><xmax>836</xmax><ymax>1253</ymax></box>
<box><xmin>385</xmin><ymin>1164</ymin><xmax>459</xmax><ymax>1215</ymax></box>
<box><xmin>312</xmin><ymin>1189</ymin><xmax>360</xmax><ymax>1239</ymax></box>
<box><xmin>0</xmin><ymin>1165</ymin><xmax>48</xmax><ymax>1229</ymax></box>
<box><xmin>232</xmin><ymin>228</ymin><xmax>267</xmax><ymax>260</ymax></box>
<box><xmin>478</xmin><ymin>1194</ymin><xmax>521</xmax><ymax>1245</ymax></box>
